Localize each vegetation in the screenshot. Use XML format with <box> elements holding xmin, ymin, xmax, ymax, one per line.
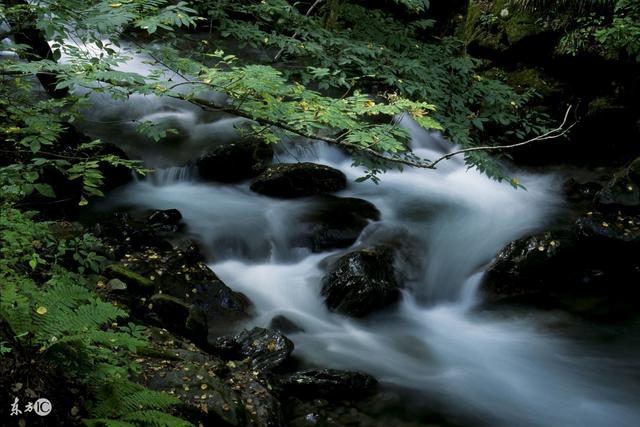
<box><xmin>1</xmin><ymin>0</ymin><xmax>635</xmax><ymax>425</ymax></box>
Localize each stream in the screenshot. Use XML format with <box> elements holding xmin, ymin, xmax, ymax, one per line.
<box><xmin>79</xmin><ymin>47</ymin><xmax>640</xmax><ymax>427</ymax></box>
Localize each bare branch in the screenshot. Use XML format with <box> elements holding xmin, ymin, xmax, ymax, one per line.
<box><xmin>425</xmin><ymin>105</ymin><xmax>575</xmax><ymax>169</ymax></box>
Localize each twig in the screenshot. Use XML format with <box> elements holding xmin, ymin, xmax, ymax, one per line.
<box><xmin>426</xmin><ymin>105</ymin><xmax>575</xmax><ymax>169</ymax></box>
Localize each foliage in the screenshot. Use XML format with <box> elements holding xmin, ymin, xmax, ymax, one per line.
<box><xmin>512</xmin><ymin>0</ymin><xmax>640</xmax><ymax>61</ymax></box>
<box><xmin>199</xmin><ymin>0</ymin><xmax>550</xmax><ymax>178</ymax></box>
<box><xmin>0</xmin><ymin>207</ymin><xmax>192</xmax><ymax>426</ymax></box>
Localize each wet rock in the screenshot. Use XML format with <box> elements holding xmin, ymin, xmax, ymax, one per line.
<box><xmin>279</xmin><ymin>369</ymin><xmax>377</xmax><ymax>400</ymax></box>
<box><xmin>105</xmin><ymin>248</ymin><xmax>252</xmax><ymax>345</ymax></box>
<box><xmin>292</xmin><ymin>196</ymin><xmax>380</xmax><ymax>252</ymax></box>
<box><xmin>321</xmin><ymin>246</ymin><xmax>400</xmax><ymax>317</ymax></box>
<box><xmin>148</xmin><ymin>294</ymin><xmax>208</xmax><ymax>340</ymax></box>
<box><xmin>269</xmin><ymin>315</ymin><xmax>305</xmax><ymax>334</ymax></box>
<box><xmin>563</xmin><ymin>178</ymin><xmax>603</xmax><ymax>202</ymax></box>
<box><xmin>198</xmin><ymin>139</ymin><xmax>273</xmax><ymax>183</ymax></box>
<box><xmin>250</xmin><ymin>163</ymin><xmax>347</xmax><ymax>198</ymax></box>
<box><xmin>595</xmin><ymin>157</ymin><xmax>640</xmax><ymax>213</ymax></box>
<box><xmin>233</xmin><ymin>327</ymin><xmax>294</xmax><ymax>372</ymax></box>
<box><xmin>147</xmin><ymin>208</ymin><xmax>183</xmax><ymax>227</ymax></box>
<box><xmin>104</xmin><ymin>263</ymin><xmax>155</xmax><ymax>295</ymax></box>
<box><xmin>481</xmin><ymin>212</ymin><xmax>640</xmax><ymax>318</ymax></box>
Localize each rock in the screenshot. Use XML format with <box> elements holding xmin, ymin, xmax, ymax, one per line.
<box><xmin>98</xmin><ymin>142</ymin><xmax>133</xmax><ymax>192</ymax></box>
<box><xmin>563</xmin><ymin>178</ymin><xmax>603</xmax><ymax>202</ymax></box>
<box><xmin>147</xmin><ymin>208</ymin><xmax>183</xmax><ymax>227</ymax></box>
<box><xmin>481</xmin><ymin>230</ymin><xmax>578</xmax><ymax>300</ymax></box>
<box><xmin>279</xmin><ymin>369</ymin><xmax>377</xmax><ymax>400</ymax></box>
<box><xmin>481</xmin><ymin>213</ymin><xmax>640</xmax><ymax>319</ymax></box>
<box><xmin>292</xmin><ymin>196</ymin><xmax>380</xmax><ymax>252</ymax></box>
<box><xmin>197</xmin><ymin>139</ymin><xmax>273</xmax><ymax>183</ymax></box>
<box><xmin>269</xmin><ymin>315</ymin><xmax>305</xmax><ymax>334</ymax></box>
<box><xmin>321</xmin><ymin>246</ymin><xmax>400</xmax><ymax>317</ymax></box>
<box><xmin>149</xmin><ymin>294</ymin><xmax>208</xmax><ymax>340</ymax></box>
<box><xmin>250</xmin><ymin>163</ymin><xmax>347</xmax><ymax>198</ymax></box>
<box><xmin>105</xmin><ymin>248</ymin><xmax>252</xmax><ymax>345</ymax></box>
<box><xmin>595</xmin><ymin>158</ymin><xmax>640</xmax><ymax>213</ymax></box>
<box><xmin>234</xmin><ymin>327</ymin><xmax>294</xmax><ymax>372</ymax></box>
<box><xmin>104</xmin><ymin>263</ymin><xmax>155</xmax><ymax>295</ymax></box>
<box><xmin>464</xmin><ymin>0</ymin><xmax>551</xmax><ymax>57</ymax></box>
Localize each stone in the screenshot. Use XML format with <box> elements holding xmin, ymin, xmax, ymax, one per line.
<box><xmin>197</xmin><ymin>139</ymin><xmax>273</xmax><ymax>183</ymax></box>
<box><xmin>234</xmin><ymin>327</ymin><xmax>294</xmax><ymax>372</ymax></box>
<box><xmin>595</xmin><ymin>158</ymin><xmax>640</xmax><ymax>213</ymax></box>
<box><xmin>321</xmin><ymin>246</ymin><xmax>400</xmax><ymax>317</ymax></box>
<box><xmin>292</xmin><ymin>196</ymin><xmax>380</xmax><ymax>252</ymax></box>
<box><xmin>250</xmin><ymin>163</ymin><xmax>347</xmax><ymax>198</ymax></box>
<box><xmin>279</xmin><ymin>369</ymin><xmax>377</xmax><ymax>400</ymax></box>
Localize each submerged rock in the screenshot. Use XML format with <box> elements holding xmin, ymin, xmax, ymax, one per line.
<box><xmin>321</xmin><ymin>246</ymin><xmax>400</xmax><ymax>317</ymax></box>
<box><xmin>279</xmin><ymin>369</ymin><xmax>377</xmax><ymax>400</ymax></box>
<box><xmin>197</xmin><ymin>139</ymin><xmax>273</xmax><ymax>183</ymax></box>
<box><xmin>250</xmin><ymin>163</ymin><xmax>346</xmax><ymax>198</ymax></box>
<box><xmin>292</xmin><ymin>196</ymin><xmax>380</xmax><ymax>252</ymax></box>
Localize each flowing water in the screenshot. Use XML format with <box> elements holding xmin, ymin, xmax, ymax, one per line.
<box><xmin>83</xmin><ymin>47</ymin><xmax>640</xmax><ymax>427</ymax></box>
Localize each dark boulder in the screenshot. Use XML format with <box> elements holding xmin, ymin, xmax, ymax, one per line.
<box><xmin>321</xmin><ymin>246</ymin><xmax>400</xmax><ymax>317</ymax></box>
<box><xmin>292</xmin><ymin>196</ymin><xmax>380</xmax><ymax>252</ymax></box>
<box><xmin>250</xmin><ymin>163</ymin><xmax>346</xmax><ymax>198</ymax></box>
<box><xmin>269</xmin><ymin>315</ymin><xmax>305</xmax><ymax>334</ymax></box>
<box><xmin>147</xmin><ymin>208</ymin><xmax>182</xmax><ymax>226</ymax></box>
<box><xmin>98</xmin><ymin>142</ymin><xmax>133</xmax><ymax>192</ymax></box>
<box><xmin>147</xmin><ymin>208</ymin><xmax>183</xmax><ymax>232</ymax></box>
<box><xmin>595</xmin><ymin>157</ymin><xmax>640</xmax><ymax>213</ymax></box>
<box><xmin>481</xmin><ymin>212</ymin><xmax>640</xmax><ymax>319</ymax></box>
<box><xmin>197</xmin><ymin>139</ymin><xmax>273</xmax><ymax>183</ymax></box>
<box><xmin>230</xmin><ymin>327</ymin><xmax>294</xmax><ymax>372</ymax></box>
<box><xmin>140</xmin><ymin>329</ymin><xmax>284</xmax><ymax>427</ymax></box>
<box><xmin>279</xmin><ymin>369</ymin><xmax>377</xmax><ymax>400</ymax></box>
<box><xmin>104</xmin><ymin>248</ymin><xmax>252</xmax><ymax>346</ymax></box>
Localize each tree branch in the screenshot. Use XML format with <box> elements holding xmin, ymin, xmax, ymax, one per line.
<box><xmin>425</xmin><ymin>105</ymin><xmax>576</xmax><ymax>169</ymax></box>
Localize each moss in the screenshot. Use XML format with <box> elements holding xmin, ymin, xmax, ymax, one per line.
<box><xmin>587</xmin><ymin>96</ymin><xmax>619</xmax><ymax>115</ymax></box>
<box><xmin>504</xmin><ymin>68</ymin><xmax>561</xmax><ymax>98</ymax></box>
<box><xmin>104</xmin><ymin>263</ymin><xmax>155</xmax><ymax>294</ymax></box>
<box><xmin>464</xmin><ymin>0</ymin><xmax>545</xmax><ymax>52</ymax></box>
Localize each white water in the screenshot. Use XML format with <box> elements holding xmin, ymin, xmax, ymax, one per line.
<box><xmin>83</xmin><ymin>47</ymin><xmax>640</xmax><ymax>427</ymax></box>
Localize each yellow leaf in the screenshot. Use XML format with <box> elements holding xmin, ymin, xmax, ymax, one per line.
<box><xmin>36</xmin><ymin>306</ymin><xmax>48</xmax><ymax>315</ymax></box>
<box><xmin>110</xmin><ymin>3</ymin><xmax>122</xmax><ymax>8</ymax></box>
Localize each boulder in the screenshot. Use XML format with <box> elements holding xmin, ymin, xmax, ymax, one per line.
<box><xmin>481</xmin><ymin>212</ymin><xmax>640</xmax><ymax>319</ymax></box>
<box><xmin>104</xmin><ymin>247</ymin><xmax>252</xmax><ymax>345</ymax></box>
<box><xmin>250</xmin><ymin>163</ymin><xmax>346</xmax><ymax>198</ymax></box>
<box><xmin>139</xmin><ymin>329</ymin><xmax>284</xmax><ymax>427</ymax></box>
<box><xmin>214</xmin><ymin>328</ymin><xmax>295</xmax><ymax>372</ymax></box>
<box><xmin>292</xmin><ymin>196</ymin><xmax>380</xmax><ymax>252</ymax></box>
<box><xmin>595</xmin><ymin>157</ymin><xmax>640</xmax><ymax>213</ymax></box>
<box><xmin>269</xmin><ymin>315</ymin><xmax>305</xmax><ymax>334</ymax></box>
<box><xmin>147</xmin><ymin>208</ymin><xmax>182</xmax><ymax>227</ymax></box>
<box><xmin>98</xmin><ymin>142</ymin><xmax>133</xmax><ymax>192</ymax></box>
<box><xmin>321</xmin><ymin>246</ymin><xmax>400</xmax><ymax>317</ymax></box>
<box><xmin>279</xmin><ymin>369</ymin><xmax>377</xmax><ymax>400</ymax></box>
<box><xmin>197</xmin><ymin>139</ymin><xmax>273</xmax><ymax>183</ymax></box>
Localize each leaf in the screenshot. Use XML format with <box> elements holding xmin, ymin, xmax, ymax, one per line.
<box><xmin>34</xmin><ymin>184</ymin><xmax>56</xmax><ymax>198</ymax></box>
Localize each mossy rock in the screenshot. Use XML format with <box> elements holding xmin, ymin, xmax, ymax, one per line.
<box><xmin>464</xmin><ymin>0</ymin><xmax>548</xmax><ymax>54</ymax></box>
<box><xmin>104</xmin><ymin>263</ymin><xmax>155</xmax><ymax>294</ymax></box>
<box><xmin>503</xmin><ymin>67</ymin><xmax>562</xmax><ymax>99</ymax></box>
